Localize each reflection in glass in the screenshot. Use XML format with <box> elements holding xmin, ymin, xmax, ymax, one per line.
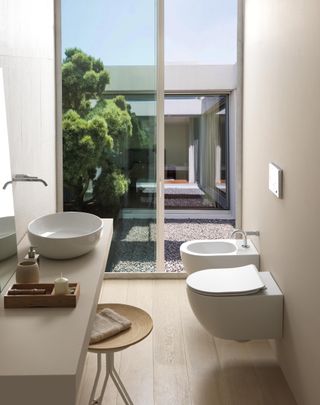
<box><xmin>164</xmin><ymin>95</ymin><xmax>229</xmax><ymax>210</ymax></box>
<box><xmin>0</xmin><ymin>68</ymin><xmax>17</xmax><ymax>291</ymax></box>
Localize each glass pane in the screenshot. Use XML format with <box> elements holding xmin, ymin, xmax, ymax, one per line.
<box><xmin>61</xmin><ymin>0</ymin><xmax>157</xmax><ymax>272</ymax></box>
<box><xmin>163</xmin><ymin>1</ymin><xmax>236</xmax><ymax>273</ymax></box>
<box><xmin>164</xmin><ymin>95</ymin><xmax>229</xmax><ymax>210</ymax></box>
<box><xmin>165</xmin><ymin>0</ymin><xmax>237</xmax><ymax>64</ymax></box>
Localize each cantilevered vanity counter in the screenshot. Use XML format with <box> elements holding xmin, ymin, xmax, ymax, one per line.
<box><xmin>0</xmin><ymin>218</ymin><xmax>113</xmax><ymax>405</ymax></box>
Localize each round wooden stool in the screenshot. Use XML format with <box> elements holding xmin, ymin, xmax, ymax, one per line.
<box><xmin>88</xmin><ymin>303</ymin><xmax>153</xmax><ymax>405</ymax></box>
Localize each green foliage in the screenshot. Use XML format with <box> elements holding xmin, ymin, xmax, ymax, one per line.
<box><xmin>94</xmin><ymin>168</ymin><xmax>129</xmax><ymax>206</ymax></box>
<box><xmin>62</xmin><ymin>48</ymin><xmax>143</xmax><ymax>212</ymax></box>
<box><xmin>91</xmin><ymin>96</ymin><xmax>132</xmax><ymax>153</ymax></box>
<box><xmin>129</xmin><ymin>109</ymin><xmax>150</xmax><ymax>149</ymax></box>
<box><xmin>62</xmin><ymin>48</ymin><xmax>110</xmax><ymax>116</ymax></box>
<box><xmin>63</xmin><ymin>110</ymin><xmax>113</xmax><ymax>205</ymax></box>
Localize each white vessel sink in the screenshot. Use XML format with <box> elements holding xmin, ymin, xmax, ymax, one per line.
<box><xmin>28</xmin><ymin>212</ymin><xmax>103</xmax><ymax>259</ymax></box>
<box><xmin>0</xmin><ymin>216</ymin><xmax>17</xmax><ymax>261</ymax></box>
<box><xmin>180</xmin><ymin>239</ymin><xmax>259</xmax><ymax>274</ymax></box>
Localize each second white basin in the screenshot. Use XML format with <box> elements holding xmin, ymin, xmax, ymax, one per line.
<box><xmin>0</xmin><ymin>216</ymin><xmax>17</xmax><ymax>261</ymax></box>
<box><xmin>28</xmin><ymin>212</ymin><xmax>103</xmax><ymax>260</ymax></box>
<box><xmin>180</xmin><ymin>239</ymin><xmax>259</xmax><ymax>274</ymax></box>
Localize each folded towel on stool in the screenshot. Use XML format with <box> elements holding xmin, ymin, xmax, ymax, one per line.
<box><xmin>90</xmin><ymin>308</ymin><xmax>132</xmax><ymax>344</ymax></box>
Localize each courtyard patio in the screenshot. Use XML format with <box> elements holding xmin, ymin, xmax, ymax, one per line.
<box><xmin>107</xmin><ymin>219</ymin><xmax>235</xmax><ymax>273</ymax></box>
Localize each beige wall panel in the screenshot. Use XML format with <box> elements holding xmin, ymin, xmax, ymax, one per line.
<box><xmin>0</xmin><ymin>0</ymin><xmax>56</xmax><ymax>243</ymax></box>
<box><xmin>0</xmin><ymin>0</ymin><xmax>54</xmax><ymax>59</ymax></box>
<box><xmin>243</xmin><ymin>1</ymin><xmax>320</xmax><ymax>404</ymax></box>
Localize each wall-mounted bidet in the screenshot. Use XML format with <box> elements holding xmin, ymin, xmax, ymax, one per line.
<box><xmin>186</xmin><ymin>264</ymin><xmax>283</xmax><ymax>340</ymax></box>
<box><xmin>180</xmin><ymin>239</ymin><xmax>259</xmax><ymax>274</ymax></box>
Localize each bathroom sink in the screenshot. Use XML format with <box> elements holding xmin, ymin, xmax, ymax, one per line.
<box><xmin>180</xmin><ymin>239</ymin><xmax>259</xmax><ymax>274</ymax></box>
<box><xmin>0</xmin><ymin>216</ymin><xmax>17</xmax><ymax>261</ymax></box>
<box><xmin>28</xmin><ymin>212</ymin><xmax>103</xmax><ymax>259</ymax></box>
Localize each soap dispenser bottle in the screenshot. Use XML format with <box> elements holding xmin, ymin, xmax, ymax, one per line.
<box><xmin>25</xmin><ymin>246</ymin><xmax>40</xmax><ymax>265</ymax></box>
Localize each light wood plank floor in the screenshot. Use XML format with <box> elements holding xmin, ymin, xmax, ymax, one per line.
<box><xmin>78</xmin><ymin>280</ymin><xmax>297</xmax><ymax>405</ymax></box>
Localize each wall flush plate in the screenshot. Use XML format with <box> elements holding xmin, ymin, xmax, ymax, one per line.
<box><xmin>269</xmin><ymin>163</ymin><xmax>283</xmax><ymax>198</ymax></box>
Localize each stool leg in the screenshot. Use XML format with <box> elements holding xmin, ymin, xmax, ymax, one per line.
<box><xmin>88</xmin><ymin>353</ymin><xmax>102</xmax><ymax>405</ymax></box>
<box><xmin>96</xmin><ymin>352</ymin><xmax>111</xmax><ymax>404</ymax></box>
<box><xmin>108</xmin><ymin>352</ymin><xmax>134</xmax><ymax>405</ymax></box>
<box><xmin>88</xmin><ymin>352</ymin><xmax>111</xmax><ymax>405</ymax></box>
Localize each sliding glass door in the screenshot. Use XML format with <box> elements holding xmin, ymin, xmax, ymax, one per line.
<box><xmin>60</xmin><ymin>0</ymin><xmax>164</xmax><ymax>272</ymax></box>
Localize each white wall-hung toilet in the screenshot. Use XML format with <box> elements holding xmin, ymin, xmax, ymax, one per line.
<box><xmin>186</xmin><ymin>265</ymin><xmax>283</xmax><ymax>341</ymax></box>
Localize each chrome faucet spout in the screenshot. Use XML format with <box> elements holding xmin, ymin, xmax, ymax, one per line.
<box><xmin>29</xmin><ymin>178</ymin><xmax>48</xmax><ymax>186</ymax></box>
<box><xmin>2</xmin><ymin>180</ymin><xmax>13</xmax><ymax>189</ymax></box>
<box><xmin>230</xmin><ymin>229</ymin><xmax>249</xmax><ymax>248</ymax></box>
<box><xmin>2</xmin><ymin>174</ymin><xmax>48</xmax><ymax>189</ymax></box>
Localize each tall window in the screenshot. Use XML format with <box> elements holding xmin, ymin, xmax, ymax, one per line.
<box><xmin>60</xmin><ymin>0</ymin><xmax>237</xmax><ymax>272</ymax></box>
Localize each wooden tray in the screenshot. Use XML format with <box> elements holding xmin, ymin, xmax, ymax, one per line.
<box><xmin>4</xmin><ymin>283</ymin><xmax>80</xmax><ymax>308</ymax></box>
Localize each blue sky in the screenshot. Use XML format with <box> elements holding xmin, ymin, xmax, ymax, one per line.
<box><xmin>62</xmin><ymin>0</ymin><xmax>237</xmax><ymax>65</ymax></box>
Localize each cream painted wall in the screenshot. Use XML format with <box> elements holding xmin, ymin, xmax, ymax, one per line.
<box><xmin>165</xmin><ymin>120</ymin><xmax>189</xmax><ymax>175</ymax></box>
<box><xmin>243</xmin><ymin>1</ymin><xmax>320</xmax><ymax>404</ymax></box>
<box><xmin>0</xmin><ymin>0</ymin><xmax>56</xmax><ymax>243</ymax></box>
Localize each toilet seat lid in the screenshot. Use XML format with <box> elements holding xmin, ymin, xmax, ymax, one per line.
<box><xmin>186</xmin><ymin>265</ymin><xmax>265</xmax><ymax>296</ymax></box>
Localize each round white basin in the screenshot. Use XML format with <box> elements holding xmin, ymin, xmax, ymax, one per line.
<box><xmin>186</xmin><ymin>240</ymin><xmax>237</xmax><ymax>255</ymax></box>
<box><xmin>28</xmin><ymin>212</ymin><xmax>103</xmax><ymax>259</ymax></box>
<box><xmin>0</xmin><ymin>216</ymin><xmax>17</xmax><ymax>261</ymax></box>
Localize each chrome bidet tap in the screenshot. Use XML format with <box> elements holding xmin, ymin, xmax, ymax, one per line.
<box><xmin>230</xmin><ymin>229</ymin><xmax>249</xmax><ymax>248</ymax></box>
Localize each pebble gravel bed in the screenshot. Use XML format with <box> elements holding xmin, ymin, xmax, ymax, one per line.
<box><xmin>106</xmin><ymin>219</ymin><xmax>156</xmax><ymax>273</ymax></box>
<box><xmin>108</xmin><ymin>218</ymin><xmax>235</xmax><ymax>273</ymax></box>
<box><xmin>164</xmin><ymin>219</ymin><xmax>235</xmax><ymax>272</ymax></box>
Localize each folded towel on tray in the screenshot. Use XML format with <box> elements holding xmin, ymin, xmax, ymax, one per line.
<box><xmin>90</xmin><ymin>308</ymin><xmax>132</xmax><ymax>344</ymax></box>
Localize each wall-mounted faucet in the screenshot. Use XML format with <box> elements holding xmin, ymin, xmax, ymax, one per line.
<box><xmin>230</xmin><ymin>229</ymin><xmax>249</xmax><ymax>248</ymax></box>
<box><xmin>3</xmin><ymin>174</ymin><xmax>48</xmax><ymax>189</ymax></box>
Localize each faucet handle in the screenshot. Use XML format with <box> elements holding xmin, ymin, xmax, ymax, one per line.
<box><xmin>14</xmin><ymin>174</ymin><xmax>38</xmax><ymax>180</ymax></box>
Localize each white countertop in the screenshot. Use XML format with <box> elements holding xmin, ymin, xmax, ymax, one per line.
<box><xmin>0</xmin><ymin>218</ymin><xmax>113</xmax><ymax>405</ymax></box>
